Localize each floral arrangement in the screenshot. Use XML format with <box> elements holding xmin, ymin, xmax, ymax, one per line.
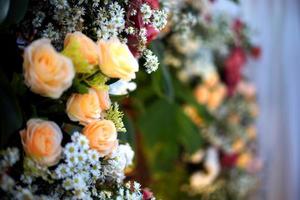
<box><xmin>126</xmin><ymin>0</ymin><xmax>262</xmax><ymax>199</ymax></box>
<box><xmin>0</xmin><ymin>0</ymin><xmax>169</xmax><ymax>199</ymax></box>
<box><xmin>18</xmin><ymin>0</ymin><xmax>168</xmax><ymax>74</ymax></box>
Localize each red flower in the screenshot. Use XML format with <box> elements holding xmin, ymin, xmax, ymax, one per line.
<box><xmin>144</xmin><ymin>0</ymin><xmax>160</xmax><ymax>9</ymax></box>
<box><xmin>233</xmin><ymin>18</ymin><xmax>244</xmax><ymax>34</ymax></box>
<box><xmin>224</xmin><ymin>48</ymin><xmax>246</xmax><ymax>95</ymax></box>
<box><xmin>250</xmin><ymin>46</ymin><xmax>262</xmax><ymax>59</ymax></box>
<box><xmin>126</xmin><ymin>0</ymin><xmax>160</xmax><ymax>57</ymax></box>
<box><xmin>142</xmin><ymin>188</ymin><xmax>154</xmax><ymax>200</ymax></box>
<box><xmin>220</xmin><ymin>152</ymin><xmax>239</xmax><ymax>168</ymax></box>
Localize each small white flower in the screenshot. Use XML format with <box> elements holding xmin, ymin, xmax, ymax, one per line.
<box><xmin>55</xmin><ymin>164</ymin><xmax>69</xmax><ymax>179</ymax></box>
<box><xmin>143</xmin><ymin>49</ymin><xmax>159</xmax><ymax>73</ymax></box>
<box><xmin>72</xmin><ymin>174</ymin><xmax>86</xmax><ymax>190</ymax></box>
<box><xmin>64</xmin><ymin>143</ymin><xmax>79</xmax><ymax>158</ymax></box>
<box><xmin>66</xmin><ymin>154</ymin><xmax>79</xmax><ymax>167</ymax></box>
<box><xmin>76</xmin><ymin>135</ymin><xmax>89</xmax><ymax>150</ymax></box>
<box><xmin>63</xmin><ymin>178</ymin><xmax>73</xmax><ymax>190</ymax></box>
<box><xmin>133</xmin><ymin>181</ymin><xmax>141</xmax><ymax>191</ymax></box>
<box><xmin>109</xmin><ymin>80</ymin><xmax>137</xmax><ymax>96</ymax></box>
<box><xmin>71</xmin><ymin>132</ymin><xmax>81</xmax><ymax>142</ymax></box>
<box><xmin>87</xmin><ymin>150</ymin><xmax>100</xmax><ymax>165</ymax></box>
<box><xmin>91</xmin><ymin>164</ymin><xmax>101</xmax><ymax>178</ymax></box>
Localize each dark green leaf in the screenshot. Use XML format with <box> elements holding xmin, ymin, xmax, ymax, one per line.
<box><xmin>0</xmin><ymin>69</ymin><xmax>23</xmax><ymax>147</ymax></box>
<box><xmin>0</xmin><ymin>0</ymin><xmax>10</xmax><ymax>25</ymax></box>
<box><xmin>0</xmin><ymin>0</ymin><xmax>29</xmax><ymax>29</ymax></box>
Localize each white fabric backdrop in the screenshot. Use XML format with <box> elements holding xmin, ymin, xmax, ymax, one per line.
<box><xmin>213</xmin><ymin>0</ymin><xmax>300</xmax><ymax>199</ymax></box>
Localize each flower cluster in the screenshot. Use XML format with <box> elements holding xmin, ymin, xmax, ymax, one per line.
<box><xmin>1</xmin><ymin>23</ymin><xmax>155</xmax><ymax>198</ymax></box>
<box><xmin>20</xmin><ymin>0</ymin><xmax>169</xmax><ymax>73</ymax></box>
<box><xmin>158</xmin><ymin>0</ymin><xmax>261</xmax><ymax>198</ymax></box>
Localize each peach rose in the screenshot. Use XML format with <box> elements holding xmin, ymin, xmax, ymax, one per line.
<box><xmin>23</xmin><ymin>39</ymin><xmax>75</xmax><ymax>99</ymax></box>
<box><xmin>194</xmin><ymin>85</ymin><xmax>209</xmax><ymax>104</ymax></box>
<box><xmin>63</xmin><ymin>32</ymin><xmax>99</xmax><ymax>73</ymax></box>
<box><xmin>66</xmin><ymin>88</ymin><xmax>102</xmax><ymax>125</ymax></box>
<box><xmin>204</xmin><ymin>72</ymin><xmax>219</xmax><ymax>88</ymax></box>
<box><xmin>83</xmin><ymin>120</ymin><xmax>118</xmax><ymax>157</ymax></box>
<box><xmin>207</xmin><ymin>84</ymin><xmax>226</xmax><ymax>110</ymax></box>
<box><xmin>20</xmin><ymin>119</ymin><xmax>63</xmax><ymax>166</ymax></box>
<box><xmin>97</xmin><ymin>38</ymin><xmax>139</xmax><ymax>80</ymax></box>
<box><xmin>95</xmin><ymin>88</ymin><xmax>111</xmax><ymax>111</ymax></box>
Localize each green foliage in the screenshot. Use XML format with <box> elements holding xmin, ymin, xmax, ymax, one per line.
<box><xmin>72</xmin><ymin>78</ymin><xmax>89</xmax><ymax>94</ymax></box>
<box><xmin>105</xmin><ymin>103</ymin><xmax>126</xmax><ymax>133</ymax></box>
<box><xmin>84</xmin><ymin>71</ymin><xmax>109</xmax><ymax>90</ymax></box>
<box><xmin>0</xmin><ymin>70</ymin><xmax>23</xmax><ymax>147</ymax></box>
<box><xmin>138</xmin><ymin>99</ymin><xmax>203</xmax><ymax>171</ymax></box>
<box><xmin>0</xmin><ymin>0</ymin><xmax>29</xmax><ymax>29</ymax></box>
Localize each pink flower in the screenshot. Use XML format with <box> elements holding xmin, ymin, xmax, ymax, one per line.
<box><xmin>142</xmin><ymin>188</ymin><xmax>154</xmax><ymax>200</ymax></box>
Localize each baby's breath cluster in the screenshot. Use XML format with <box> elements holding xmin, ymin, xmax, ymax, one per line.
<box><xmin>0</xmin><ymin>132</ymin><xmax>144</xmax><ymax>199</ymax></box>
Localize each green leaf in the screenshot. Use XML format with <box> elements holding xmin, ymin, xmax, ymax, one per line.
<box><xmin>139</xmin><ymin>99</ymin><xmax>203</xmax><ymax>171</ymax></box>
<box><xmin>150</xmin><ymin>41</ymin><xmax>174</xmax><ymax>102</ymax></box>
<box><xmin>118</xmin><ymin>114</ymin><xmax>136</xmax><ymax>149</ymax></box>
<box><xmin>0</xmin><ymin>0</ymin><xmax>10</xmax><ymax>25</ymax></box>
<box><xmin>173</xmin><ymin>78</ymin><xmax>215</xmax><ymax>124</ymax></box>
<box><xmin>84</xmin><ymin>71</ymin><xmax>109</xmax><ymax>90</ymax></box>
<box><xmin>0</xmin><ymin>0</ymin><xmax>29</xmax><ymax>29</ymax></box>
<box><xmin>62</xmin><ymin>123</ymin><xmax>83</xmax><ymax>135</ymax></box>
<box><xmin>0</xmin><ymin>69</ymin><xmax>23</xmax><ymax>147</ymax></box>
<box><xmin>72</xmin><ymin>78</ymin><xmax>89</xmax><ymax>94</ymax></box>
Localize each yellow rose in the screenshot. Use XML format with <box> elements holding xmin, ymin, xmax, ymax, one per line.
<box><xmin>66</xmin><ymin>88</ymin><xmax>102</xmax><ymax>125</ymax></box>
<box><xmin>83</xmin><ymin>120</ymin><xmax>118</xmax><ymax>157</ymax></box>
<box><xmin>23</xmin><ymin>39</ymin><xmax>75</xmax><ymax>99</ymax></box>
<box><xmin>20</xmin><ymin>119</ymin><xmax>63</xmax><ymax>166</ymax></box>
<box><xmin>97</xmin><ymin>38</ymin><xmax>139</xmax><ymax>80</ymax></box>
<box><xmin>63</xmin><ymin>32</ymin><xmax>99</xmax><ymax>73</ymax></box>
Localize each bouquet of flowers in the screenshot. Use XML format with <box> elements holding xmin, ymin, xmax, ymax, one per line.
<box><xmin>126</xmin><ymin>0</ymin><xmax>262</xmax><ymax>199</ymax></box>
<box><xmin>0</xmin><ymin>0</ymin><xmax>168</xmax><ymax>199</ymax></box>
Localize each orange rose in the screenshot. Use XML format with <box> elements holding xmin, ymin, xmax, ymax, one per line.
<box><xmin>23</xmin><ymin>39</ymin><xmax>75</xmax><ymax>99</ymax></box>
<box><xmin>66</xmin><ymin>88</ymin><xmax>102</xmax><ymax>125</ymax></box>
<box><xmin>20</xmin><ymin>119</ymin><xmax>63</xmax><ymax>166</ymax></box>
<box><xmin>63</xmin><ymin>32</ymin><xmax>99</xmax><ymax>73</ymax></box>
<box><xmin>83</xmin><ymin>120</ymin><xmax>118</xmax><ymax>157</ymax></box>
<box><xmin>97</xmin><ymin>38</ymin><xmax>139</xmax><ymax>80</ymax></box>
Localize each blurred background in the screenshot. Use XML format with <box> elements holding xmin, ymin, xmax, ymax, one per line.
<box><xmin>216</xmin><ymin>0</ymin><xmax>300</xmax><ymax>199</ymax></box>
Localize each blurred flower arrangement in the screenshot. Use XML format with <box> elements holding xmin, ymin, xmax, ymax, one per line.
<box><xmin>0</xmin><ymin>0</ymin><xmax>169</xmax><ymax>199</ymax></box>
<box><xmin>126</xmin><ymin>0</ymin><xmax>262</xmax><ymax>199</ymax></box>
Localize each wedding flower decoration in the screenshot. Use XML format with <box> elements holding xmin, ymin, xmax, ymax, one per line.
<box><xmin>0</xmin><ymin>1</ymin><xmax>163</xmax><ymax>196</ymax></box>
